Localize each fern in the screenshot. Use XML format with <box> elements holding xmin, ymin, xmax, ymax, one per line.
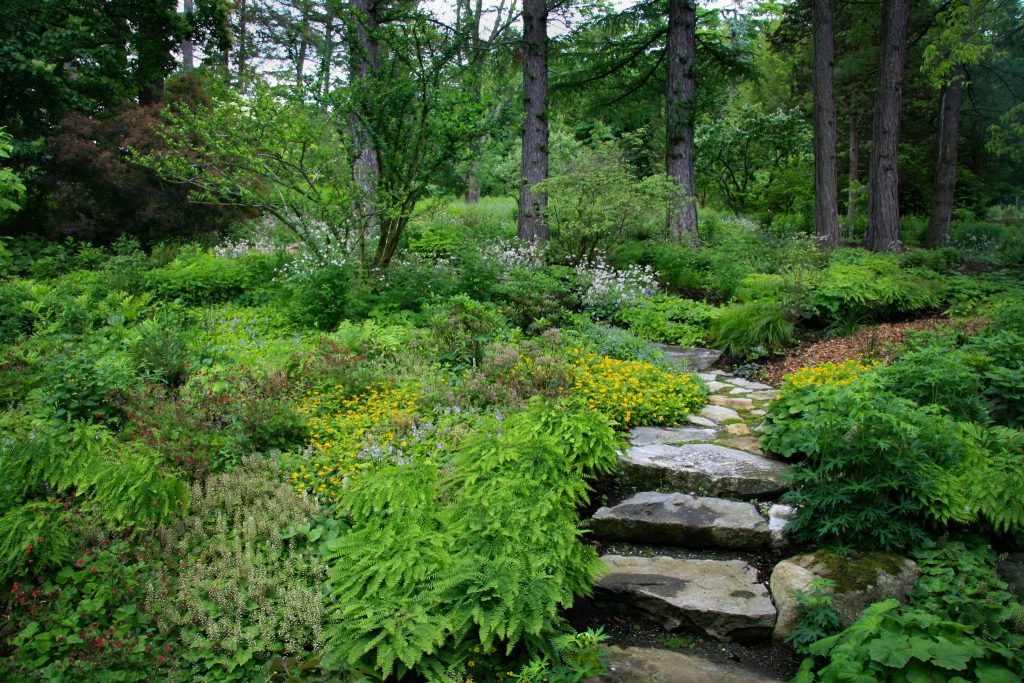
<box><xmin>0</xmin><ymin>412</ymin><xmax>188</xmax><ymax>583</ymax></box>
<box><xmin>321</xmin><ymin>399</ymin><xmax>619</xmax><ymax>679</ymax></box>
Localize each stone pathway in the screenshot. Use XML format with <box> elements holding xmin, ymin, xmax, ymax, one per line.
<box><xmin>582</xmin><ymin>360</ymin><xmax>796</xmax><ymax>680</ymax></box>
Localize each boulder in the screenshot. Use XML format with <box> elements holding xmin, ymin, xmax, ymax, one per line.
<box><xmin>686</xmin><ymin>415</ymin><xmax>717</xmax><ymax>428</ymax></box>
<box><xmin>728</xmin><ymin>378</ymin><xmax>774</xmax><ymax>390</ymax></box>
<box><xmin>724</xmin><ymin>423</ymin><xmax>751</xmax><ymax>437</ymax></box>
<box><xmin>589</xmin><ymin>646</ymin><xmax>783</xmax><ymax>683</ymax></box>
<box><xmin>619</xmin><ymin>443</ymin><xmax>790</xmax><ymax>497</ymax></box>
<box><xmin>767</xmin><ymin>504</ymin><xmax>797</xmax><ymax>549</ymax></box>
<box><xmin>770</xmin><ymin>551</ymin><xmax>919</xmax><ymax>641</ymax></box>
<box><xmin>589</xmin><ymin>491</ymin><xmax>769</xmax><ymax>550</ymax></box>
<box><xmin>654</xmin><ymin>345</ymin><xmax>722</xmax><ymax>371</ymax></box>
<box><xmin>597</xmin><ymin>555</ymin><xmax>777</xmax><ymax>642</ymax></box>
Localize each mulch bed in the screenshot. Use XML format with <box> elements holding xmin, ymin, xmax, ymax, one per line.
<box><xmin>758</xmin><ymin>317</ymin><xmax>987</xmax><ymax>386</ymax></box>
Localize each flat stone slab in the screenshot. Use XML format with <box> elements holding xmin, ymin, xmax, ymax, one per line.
<box><xmin>630</xmin><ymin>426</ymin><xmax>719</xmax><ymax>447</ymax></box>
<box><xmin>710</xmin><ymin>395</ymin><xmax>755</xmax><ymax>411</ymax></box>
<box><xmin>590</xmin><ymin>492</ymin><xmax>769</xmax><ymax>550</ymax></box>
<box><xmin>619</xmin><ymin>443</ymin><xmax>790</xmax><ymax>497</ymax></box>
<box><xmin>748</xmin><ymin>390</ymin><xmax>779</xmax><ymax>401</ymax></box>
<box><xmin>727</xmin><ymin>378</ymin><xmax>774</xmax><ymax>390</ymax></box>
<box><xmin>718</xmin><ymin>436</ymin><xmax>765</xmax><ymax>456</ymax></box>
<box><xmin>590</xmin><ymin>646</ymin><xmax>783</xmax><ymax>683</ymax></box>
<box><xmin>596</xmin><ymin>555</ymin><xmax>777</xmax><ymax>642</ymax></box>
<box><xmin>654</xmin><ymin>345</ymin><xmax>722</xmax><ymax>372</ymax></box>
<box><xmin>686</xmin><ymin>415</ymin><xmax>716</xmax><ymax>428</ymax></box>
<box><xmin>706</xmin><ymin>381</ymin><xmax>729</xmax><ymax>392</ymax></box>
<box><xmin>699</xmin><ymin>405</ymin><xmax>741</xmax><ymax>423</ymax></box>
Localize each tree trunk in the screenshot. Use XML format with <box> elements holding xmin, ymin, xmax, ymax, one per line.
<box><xmin>347</xmin><ymin>0</ymin><xmax>381</xmax><ymax>245</ymax></box>
<box><xmin>812</xmin><ymin>0</ymin><xmax>841</xmax><ymax>247</ymax></box>
<box><xmin>236</xmin><ymin>0</ymin><xmax>249</xmax><ymax>89</ymax></box>
<box><xmin>847</xmin><ymin>107</ymin><xmax>859</xmax><ymax>226</ymax></box>
<box><xmin>865</xmin><ymin>0</ymin><xmax>910</xmax><ymax>252</ymax></box>
<box><xmin>665</xmin><ymin>0</ymin><xmax>699</xmax><ymax>246</ymax></box>
<box><xmin>317</xmin><ymin>7</ymin><xmax>335</xmax><ymax>100</ymax></box>
<box><xmin>465</xmin><ymin>136</ymin><xmax>484</xmax><ymax>203</ymax></box>
<box><xmin>926</xmin><ymin>66</ymin><xmax>964</xmax><ymax>248</ymax></box>
<box><xmin>517</xmin><ymin>0</ymin><xmax>549</xmax><ymax>242</ymax></box>
<box><xmin>182</xmin><ymin>0</ymin><xmax>195</xmax><ymax>71</ymax></box>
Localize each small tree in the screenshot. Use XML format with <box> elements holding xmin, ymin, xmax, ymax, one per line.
<box><xmin>535</xmin><ymin>138</ymin><xmax>675</xmax><ymax>264</ymax></box>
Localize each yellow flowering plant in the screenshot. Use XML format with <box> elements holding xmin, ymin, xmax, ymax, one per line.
<box><xmin>783</xmin><ymin>359</ymin><xmax>881</xmax><ymax>391</ymax></box>
<box><xmin>568</xmin><ymin>350</ymin><xmax>708</xmax><ymax>429</ymax></box>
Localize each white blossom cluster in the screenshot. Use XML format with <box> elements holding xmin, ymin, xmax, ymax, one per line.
<box><xmin>575</xmin><ymin>256</ymin><xmax>660</xmax><ymax>316</ymax></box>
<box><xmin>481</xmin><ymin>238</ymin><xmax>544</xmax><ymax>272</ymax></box>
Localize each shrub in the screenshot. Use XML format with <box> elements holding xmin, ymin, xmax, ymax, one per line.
<box><xmin>144</xmin><ymin>249</ymin><xmax>281</xmax><ymax>305</ymax></box>
<box><xmin>278</xmin><ymin>264</ymin><xmax>375</xmax><ymax>329</ymax></box>
<box><xmin>566</xmin><ymin>317</ymin><xmax>669</xmax><ymax>365</ymax></box>
<box><xmin>612</xmin><ymin>295</ymin><xmax>719</xmax><ymax>347</ymax></box>
<box><xmin>785</xmin><ymin>578</ymin><xmax>841</xmax><ymax>655</ymax></box>
<box><xmin>319</xmin><ymin>400</ymin><xmax>619</xmax><ymax>679</ymax></box>
<box><xmin>570</xmin><ymin>351</ymin><xmax>708</xmax><ymax>429</ymax></box>
<box><xmin>491</xmin><ymin>266</ymin><xmax>584</xmax><ymax>331</ymax></box>
<box><xmin>711</xmin><ymin>300</ymin><xmax>795</xmax><ymax>358</ymax></box>
<box><xmin>424</xmin><ymin>295</ymin><xmax>508</xmax><ymax>369</ymax></box>
<box><xmin>144</xmin><ymin>461</ymin><xmax>327</xmax><ymax>681</ymax></box>
<box><xmin>457</xmin><ymin>344</ymin><xmax>573</xmax><ymax>409</ymax></box>
<box><xmin>762</xmin><ymin>374</ymin><xmax>963</xmax><ymax>550</ymax></box>
<box><xmin>882</xmin><ymin>334</ymin><xmax>990</xmax><ymax>423</ymax></box>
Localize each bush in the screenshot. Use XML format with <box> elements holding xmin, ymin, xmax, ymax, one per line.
<box><xmin>424</xmin><ymin>295</ymin><xmax>508</xmax><ymax>369</ymax></box>
<box><xmin>613</xmin><ymin>295</ymin><xmax>719</xmax><ymax>347</ymax></box>
<box><xmin>144</xmin><ymin>249</ymin><xmax>281</xmax><ymax>305</ymax></box>
<box><xmin>762</xmin><ymin>373</ymin><xmax>962</xmax><ymax>551</ymax></box>
<box><xmin>144</xmin><ymin>460</ymin><xmax>327</xmax><ymax>681</ymax></box>
<box><xmin>491</xmin><ymin>266</ymin><xmax>584</xmax><ymax>331</ymax></box>
<box><xmin>882</xmin><ymin>334</ymin><xmax>990</xmax><ymax>423</ymax></box>
<box><xmin>279</xmin><ymin>264</ymin><xmax>375</xmax><ymax>329</ymax></box>
<box><xmin>711</xmin><ymin>300</ymin><xmax>795</xmax><ymax>358</ymax></box>
<box><xmin>319</xmin><ymin>400</ymin><xmax>619</xmax><ymax>679</ymax></box>
<box><xmin>570</xmin><ymin>351</ymin><xmax>708</xmax><ymax>429</ymax></box>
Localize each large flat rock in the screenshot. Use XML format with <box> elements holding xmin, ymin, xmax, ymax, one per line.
<box><xmin>596</xmin><ymin>555</ymin><xmax>777</xmax><ymax>642</ymax></box>
<box><xmin>629</xmin><ymin>426</ymin><xmax>719</xmax><ymax>447</ymax></box>
<box><xmin>698</xmin><ymin>404</ymin><xmax>742</xmax><ymax>423</ymax></box>
<box><xmin>589</xmin><ymin>492</ymin><xmax>769</xmax><ymax>550</ymax></box>
<box><xmin>620</xmin><ymin>443</ymin><xmax>789</xmax><ymax>497</ymax></box>
<box><xmin>589</xmin><ymin>646</ymin><xmax>783</xmax><ymax>683</ymax></box>
<box><xmin>654</xmin><ymin>345</ymin><xmax>722</xmax><ymax>372</ymax></box>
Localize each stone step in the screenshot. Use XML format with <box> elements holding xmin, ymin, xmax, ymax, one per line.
<box><xmin>629</xmin><ymin>425</ymin><xmax>719</xmax><ymax>447</ymax></box>
<box><xmin>619</xmin><ymin>443</ymin><xmax>789</xmax><ymax>498</ymax></box>
<box><xmin>653</xmin><ymin>344</ymin><xmax>722</xmax><ymax>372</ymax></box>
<box><xmin>589</xmin><ymin>492</ymin><xmax>769</xmax><ymax>550</ymax></box>
<box><xmin>595</xmin><ymin>555</ymin><xmax>777</xmax><ymax>642</ymax></box>
<box><xmin>589</xmin><ymin>646</ymin><xmax>784</xmax><ymax>683</ymax></box>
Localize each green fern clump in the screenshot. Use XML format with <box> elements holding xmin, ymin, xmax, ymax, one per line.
<box><xmin>711</xmin><ymin>299</ymin><xmax>795</xmax><ymax>358</ymax></box>
<box><xmin>320</xmin><ymin>399</ymin><xmax>620</xmax><ymax>679</ymax></box>
<box><xmin>0</xmin><ymin>412</ymin><xmax>188</xmax><ymax>583</ymax></box>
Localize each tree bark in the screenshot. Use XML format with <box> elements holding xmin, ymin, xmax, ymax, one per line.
<box><xmin>812</xmin><ymin>0</ymin><xmax>841</xmax><ymax>247</ymax></box>
<box><xmin>182</xmin><ymin>0</ymin><xmax>195</xmax><ymax>71</ymax></box>
<box><xmin>847</xmin><ymin>107</ymin><xmax>859</xmax><ymax>226</ymax></box>
<box><xmin>517</xmin><ymin>0</ymin><xmax>549</xmax><ymax>242</ymax></box>
<box><xmin>317</xmin><ymin>6</ymin><xmax>335</xmax><ymax>100</ymax></box>
<box><xmin>865</xmin><ymin>0</ymin><xmax>909</xmax><ymax>253</ymax></box>
<box><xmin>926</xmin><ymin>66</ymin><xmax>964</xmax><ymax>248</ymax></box>
<box><xmin>347</xmin><ymin>0</ymin><xmax>381</xmax><ymax>244</ymax></box>
<box><xmin>237</xmin><ymin>0</ymin><xmax>249</xmax><ymax>89</ymax></box>
<box><xmin>665</xmin><ymin>0</ymin><xmax>699</xmax><ymax>246</ymax></box>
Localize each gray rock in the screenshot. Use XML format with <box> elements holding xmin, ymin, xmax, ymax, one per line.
<box><xmin>767</xmin><ymin>504</ymin><xmax>798</xmax><ymax>549</ymax></box>
<box><xmin>729</xmin><ymin>387</ymin><xmax>751</xmax><ymax>395</ymax></box>
<box><xmin>706</xmin><ymin>381</ymin><xmax>730</xmax><ymax>392</ymax></box>
<box><xmin>596</xmin><ymin>555</ymin><xmax>777</xmax><ymax>642</ymax></box>
<box><xmin>748</xmin><ymin>390</ymin><xmax>779</xmax><ymax>401</ymax></box>
<box><xmin>728</xmin><ymin>378</ymin><xmax>774</xmax><ymax>390</ymax></box>
<box><xmin>724</xmin><ymin>423</ymin><xmax>751</xmax><ymax>437</ymax></box>
<box><xmin>619</xmin><ymin>443</ymin><xmax>790</xmax><ymax>497</ymax></box>
<box><xmin>698</xmin><ymin>404</ymin><xmax>742</xmax><ymax>423</ymax></box>
<box><xmin>770</xmin><ymin>553</ymin><xmax>919</xmax><ymax>641</ymax></box>
<box><xmin>629</xmin><ymin>426</ymin><xmax>719</xmax><ymax>447</ymax></box>
<box><xmin>654</xmin><ymin>345</ymin><xmax>722</xmax><ymax>371</ymax></box>
<box><xmin>710</xmin><ymin>395</ymin><xmax>755</xmax><ymax>411</ymax></box>
<box><xmin>686</xmin><ymin>415</ymin><xmax>717</xmax><ymax>428</ymax></box>
<box><xmin>589</xmin><ymin>491</ymin><xmax>769</xmax><ymax>550</ymax></box>
<box><xmin>997</xmin><ymin>553</ymin><xmax>1024</xmax><ymax>603</ymax></box>
<box><xmin>590</xmin><ymin>646</ymin><xmax>783</xmax><ymax>683</ymax></box>
<box><xmin>718</xmin><ymin>436</ymin><xmax>765</xmax><ymax>456</ymax></box>
<box><xmin>750</xmin><ymin>409</ymin><xmax>767</xmax><ymax>416</ymax></box>
<box><xmin>697</xmin><ymin>373</ymin><xmax>717</xmax><ymax>382</ymax></box>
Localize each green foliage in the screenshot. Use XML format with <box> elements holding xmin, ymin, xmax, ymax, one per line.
<box><xmin>566</xmin><ymin>317</ymin><xmax>669</xmax><ymax>365</ymax></box>
<box><xmin>794</xmin><ymin>542</ymin><xmax>1024</xmax><ymax>682</ymax></box>
<box><xmin>785</xmin><ymin>578</ymin><xmax>841</xmax><ymax>655</ymax></box>
<box><xmin>882</xmin><ymin>334</ymin><xmax>990</xmax><ymax>423</ymax></box>
<box><xmin>144</xmin><ymin>460</ymin><xmax>327</xmax><ymax>681</ymax></box>
<box><xmin>0</xmin><ymin>128</ymin><xmax>24</xmax><ymax>220</ymax></box>
<box><xmin>507</xmin><ymin>628</ymin><xmax>609</xmax><ymax>683</ymax></box>
<box><xmin>762</xmin><ymin>375</ymin><xmax>961</xmax><ymax>551</ymax></box>
<box><xmin>535</xmin><ymin>137</ymin><xmax>675</xmax><ymax>264</ymax></box>
<box><xmin>425</xmin><ymin>295</ymin><xmax>508</xmax><ymax>369</ymax></box>
<box><xmin>953</xmin><ymin>425</ymin><xmax>1024</xmax><ymax>535</ymax></box>
<box><xmin>491</xmin><ymin>266</ymin><xmax>584</xmax><ymax>331</ymax></box>
<box><xmin>613</xmin><ymin>295</ymin><xmax>719</xmax><ymax>347</ymax></box>
<box><xmin>143</xmin><ymin>249</ymin><xmax>281</xmax><ymax>305</ymax></box>
<box><xmin>0</xmin><ymin>415</ymin><xmax>187</xmax><ymax>583</ymax></box>
<box><xmin>320</xmin><ymin>400</ymin><xmax>619</xmax><ymax>679</ymax></box>
<box><xmin>711</xmin><ymin>300</ymin><xmax>795</xmax><ymax>358</ymax></box>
